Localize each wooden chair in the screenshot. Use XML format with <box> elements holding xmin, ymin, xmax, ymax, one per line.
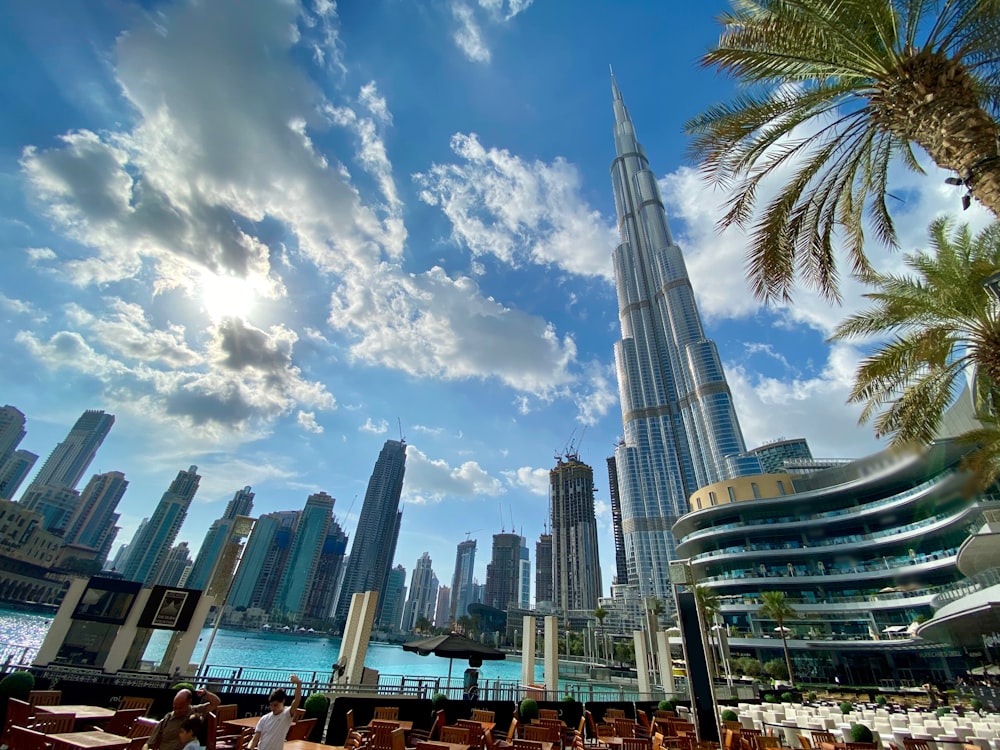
<box><xmin>215</xmin><ymin>704</ymin><xmax>239</xmax><ymax>723</ymax></box>
<box><xmin>653</xmin><ymin>733</ymin><xmax>664</xmax><ymax>750</ymax></box>
<box><xmin>410</xmin><ymin>710</ymin><xmax>447</xmax><ymax>745</ymax></box>
<box><xmin>442</xmin><ymin>726</ymin><xmax>473</xmax><ymax>744</ymax></box>
<box><xmin>613</xmin><ymin>719</ymin><xmax>637</xmax><ymax>739</ymax></box>
<box><xmin>287</xmin><ymin>718</ymin><xmax>318</xmax><ymax>741</ymax></box>
<box><xmin>28</xmin><ymin>690</ymin><xmax>63</xmax><ymax>707</ymax></box>
<box><xmin>811</xmin><ymin>732</ymin><xmax>836</xmax><ymax>746</ymax></box>
<box><xmin>584</xmin><ymin>711</ymin><xmax>612</xmax><ymax>747</ymax></box>
<box><xmin>514</xmin><ymin>741</ymin><xmax>545</xmax><ymax>750</ymax></box>
<box><xmin>540</xmin><ymin>710</ymin><xmax>560</xmax><ymax>721</ymax></box>
<box><xmin>390</xmin><ymin>727</ymin><xmax>407</xmax><ymax>750</ymax></box>
<box><xmin>3</xmin><ymin>697</ymin><xmax>34</xmax><ymax>746</ymax></box>
<box><xmin>472</xmin><ymin>710</ymin><xmax>497</xmax><ymax>723</ymax></box>
<box><xmin>208</xmin><ymin>711</ymin><xmax>250</xmax><ymax>750</ymax></box>
<box><xmin>722</xmin><ymin>722</ymin><xmax>742</xmax><ymax>734</ymax></box>
<box><xmin>118</xmin><ymin>697</ymin><xmax>155</xmax><ymax>714</ymax></box>
<box><xmin>10</xmin><ymin>725</ymin><xmax>54</xmax><ymax>750</ymax></box>
<box><xmin>656</xmin><ymin>712</ymin><xmax>676</xmax><ymax>720</ymax></box>
<box><xmin>375</xmin><ymin>707</ymin><xmax>401</xmax><ymax>721</ymax></box>
<box><xmin>624</xmin><ymin>738</ymin><xmax>653</xmax><ymax>750</ymax></box>
<box><xmin>662</xmin><ymin>737</ymin><xmax>693</xmax><ymax>750</ymax></box>
<box><xmin>524</xmin><ymin>724</ymin><xmax>559</xmax><ymax>743</ymax></box>
<box><xmin>458</xmin><ymin>719</ymin><xmax>487</xmax><ymax>748</ymax></box>
<box><xmin>798</xmin><ymin>736</ymin><xmax>813</xmax><ymax>750</ymax></box>
<box><xmin>99</xmin><ymin>708</ymin><xmax>146</xmax><ymax>736</ymax></box>
<box><xmin>31</xmin><ymin>713</ymin><xmax>75</xmax><ymax>734</ymax></box>
<box><xmin>756</xmin><ymin>737</ymin><xmax>780</xmax><ymax>750</ymax></box>
<box><xmin>127</xmin><ymin>717</ymin><xmax>158</xmax><ymax>739</ymax></box>
<box><xmin>493</xmin><ymin>717</ymin><xmax>518</xmax><ymax>747</ymax></box>
<box><xmin>904</xmin><ymin>741</ymin><xmax>932</xmax><ymax>750</ymax></box>
<box><xmin>845</xmin><ymin>744</ymin><xmax>877</xmax><ymax>750</ymax></box>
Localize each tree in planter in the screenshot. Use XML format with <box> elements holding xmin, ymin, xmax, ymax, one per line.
<box><xmin>303</xmin><ymin>694</ymin><xmax>330</xmax><ymax>742</ymax></box>
<box><xmin>695</xmin><ymin>586</ymin><xmax>722</xmax><ymax>679</ymax></box>
<box><xmin>759</xmin><ymin>591</ymin><xmax>797</xmax><ymax>686</ymax></box>
<box><xmin>686</xmin><ymin>0</ymin><xmax>1000</xmax><ymax>304</ymax></box>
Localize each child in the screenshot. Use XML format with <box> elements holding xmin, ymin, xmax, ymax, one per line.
<box><xmin>248</xmin><ymin>674</ymin><xmax>302</xmax><ymax>750</ymax></box>
<box><xmin>178</xmin><ymin>715</ymin><xmax>203</xmax><ymax>750</ymax></box>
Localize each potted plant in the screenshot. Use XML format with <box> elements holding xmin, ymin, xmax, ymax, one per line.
<box><xmin>840</xmin><ymin>702</ymin><xmax>853</xmax><ymax>715</ymax></box>
<box><xmin>519</xmin><ymin>698</ymin><xmax>539</xmax><ymax>724</ymax></box>
<box><xmin>303</xmin><ymin>694</ymin><xmax>329</xmax><ymax>742</ymax></box>
<box><xmin>721</xmin><ymin>710</ymin><xmax>739</xmax><ymax>723</ymax></box>
<box><xmin>850</xmin><ymin>724</ymin><xmax>874</xmax><ymax>744</ymax></box>
<box><xmin>0</xmin><ymin>670</ymin><xmax>35</xmax><ymax>700</ymax></box>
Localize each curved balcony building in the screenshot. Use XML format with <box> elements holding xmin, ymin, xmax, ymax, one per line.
<box><xmin>673</xmin><ymin>439</ymin><xmax>1000</xmax><ymax>685</ymax></box>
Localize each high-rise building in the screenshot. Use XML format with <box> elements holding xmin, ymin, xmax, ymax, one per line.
<box><xmin>402</xmin><ymin>552</ymin><xmax>439</xmax><ymax>632</ymax></box>
<box><xmin>608</xmin><ymin>75</ymin><xmax>752</xmax><ymax>600</ymax></box>
<box><xmin>187</xmin><ymin>486</ymin><xmax>256</xmax><ymax>591</ymax></box>
<box><xmin>380</xmin><ymin>564</ymin><xmax>407</xmax><ymax>632</ymax></box>
<box><xmin>0</xmin><ymin>449</ymin><xmax>38</xmax><ymax>500</ymax></box>
<box><xmin>434</xmin><ymin>585</ymin><xmax>451</xmax><ymax>628</ymax></box>
<box><xmin>120</xmin><ymin>465</ymin><xmax>201</xmax><ymax>585</ymax></box>
<box><xmin>228</xmin><ymin>511</ymin><xmax>299</xmax><ymax>612</ymax></box>
<box><xmin>0</xmin><ymin>406</ymin><xmax>27</xmax><ymax>466</ymax></box>
<box><xmin>535</xmin><ymin>533</ymin><xmax>552</xmax><ymax>607</ymax></box>
<box><xmin>155</xmin><ymin>541</ymin><xmax>193</xmax><ymax>587</ymax></box>
<box><xmin>333</xmin><ymin>439</ymin><xmax>407</xmax><ymax>628</ymax></box>
<box><xmin>64</xmin><ymin>471</ymin><xmax>128</xmax><ymax>566</ymax></box>
<box><xmin>273</xmin><ymin>492</ymin><xmax>336</xmax><ymax>621</ymax></box>
<box><xmin>484</xmin><ymin>532</ymin><xmax>524</xmax><ymax>612</ymax></box>
<box><xmin>746</xmin><ymin>438</ymin><xmax>815</xmax><ymax>475</ymax></box>
<box><xmin>302</xmin><ymin>518</ymin><xmax>348</xmax><ymax>624</ymax></box>
<box><xmin>551</xmin><ymin>454</ymin><xmax>602</xmax><ymax>613</ymax></box>
<box><xmin>17</xmin><ymin>484</ymin><xmax>79</xmax><ymax>535</ymax></box>
<box><xmin>606</xmin><ymin>456</ymin><xmax>629</xmax><ymax>585</ymax></box>
<box><xmin>518</xmin><ymin>537</ymin><xmax>531</xmax><ymax>610</ymax></box>
<box><xmin>25</xmin><ymin>410</ymin><xmax>114</xmax><ymax>492</ymax></box>
<box><xmin>450</xmin><ymin>538</ymin><xmax>476</xmax><ymax>623</ymax></box>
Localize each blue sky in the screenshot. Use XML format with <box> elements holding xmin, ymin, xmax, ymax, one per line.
<box><xmin>0</xmin><ymin>0</ymin><xmax>991</xmax><ymax>600</ymax></box>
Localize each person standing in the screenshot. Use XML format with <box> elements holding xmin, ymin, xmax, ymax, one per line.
<box><xmin>146</xmin><ymin>686</ymin><xmax>221</xmax><ymax>750</ymax></box>
<box><xmin>248</xmin><ymin>674</ymin><xmax>302</xmax><ymax>750</ymax></box>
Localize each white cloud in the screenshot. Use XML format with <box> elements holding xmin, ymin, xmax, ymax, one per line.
<box><xmin>0</xmin><ymin>293</ymin><xmax>41</xmax><ymax>318</ymax></box>
<box><xmin>502</xmin><ymin>465</ymin><xmax>549</xmax><ymax>496</ymax></box>
<box><xmin>452</xmin><ymin>3</ymin><xmax>491</xmax><ymax>63</ymax></box>
<box><xmin>402</xmin><ymin>445</ymin><xmax>505</xmax><ymax>504</ymax></box>
<box><xmin>478</xmin><ymin>0</ymin><xmax>535</xmax><ymax>20</ymax></box>
<box><xmin>297</xmin><ymin>410</ymin><xmax>323</xmax><ymax>433</ymax></box>
<box><xmin>360</xmin><ymin>417</ymin><xmax>389</xmax><ymax>434</ymax></box>
<box><xmin>415</xmin><ymin>133</ymin><xmax>615</xmax><ymax>279</ymax></box>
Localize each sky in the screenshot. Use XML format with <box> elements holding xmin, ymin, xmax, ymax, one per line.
<box><xmin>0</xmin><ymin>0</ymin><xmax>994</xmax><ymax>602</ymax></box>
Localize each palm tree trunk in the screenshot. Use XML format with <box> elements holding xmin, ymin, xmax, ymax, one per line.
<box><xmin>872</xmin><ymin>50</ymin><xmax>1000</xmax><ymax>217</ymax></box>
<box><xmin>779</xmin><ymin>629</ymin><xmax>794</xmax><ymax>688</ymax></box>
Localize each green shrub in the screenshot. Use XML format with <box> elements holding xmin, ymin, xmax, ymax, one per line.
<box><xmin>850</xmin><ymin>724</ymin><xmax>873</xmax><ymax>743</ymax></box>
<box><xmin>935</xmin><ymin>707</ymin><xmax>949</xmax><ymax>718</ymax></box>
<box><xmin>0</xmin><ymin>670</ymin><xmax>35</xmax><ymax>700</ymax></box>
<box><xmin>562</xmin><ymin>695</ymin><xmax>575</xmax><ymax>702</ymax></box>
<box><xmin>764</xmin><ymin>694</ymin><xmax>777</xmax><ymax>703</ymax></box>
<box><xmin>763</xmin><ymin>659</ymin><xmax>788</xmax><ymax>680</ymax></box>
<box><xmin>807</xmin><ymin>692</ymin><xmax>817</xmax><ymax>703</ymax></box>
<box><xmin>970</xmin><ymin>698</ymin><xmax>983</xmax><ymax>711</ymax></box>
<box><xmin>876</xmin><ymin>696</ymin><xmax>887</xmax><ymax>707</ymax></box>
<box><xmin>721</xmin><ymin>710</ymin><xmax>738</xmax><ymax>722</ymax></box>
<box><xmin>658</xmin><ymin>699</ymin><xmax>677</xmax><ymax>712</ymax></box>
<box><xmin>303</xmin><ymin>693</ymin><xmax>329</xmax><ymax>719</ymax></box>
<box><xmin>781</xmin><ymin>692</ymin><xmax>793</xmax><ymax>703</ymax></box>
<box><xmin>519</xmin><ymin>698</ymin><xmax>538</xmax><ymax>723</ymax></box>
<box><xmin>840</xmin><ymin>702</ymin><xmax>853</xmax><ymax>715</ymax></box>
<box><xmin>430</xmin><ymin>693</ymin><xmax>448</xmax><ymax>711</ymax></box>
<box><xmin>171</xmin><ymin>681</ymin><xmax>196</xmax><ymax>694</ymax></box>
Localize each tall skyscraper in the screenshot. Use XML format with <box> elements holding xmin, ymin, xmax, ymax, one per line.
<box><xmin>187</xmin><ymin>486</ymin><xmax>256</xmax><ymax>591</ymax></box>
<box><xmin>450</xmin><ymin>538</ymin><xmax>477</xmax><ymax>622</ymax></box>
<box><xmin>0</xmin><ymin>406</ymin><xmax>27</xmax><ymax>465</ymax></box>
<box><xmin>64</xmin><ymin>471</ymin><xmax>128</xmax><ymax>566</ymax></box>
<box><xmin>333</xmin><ymin>439</ymin><xmax>407</xmax><ymax>628</ymax></box>
<box><xmin>747</xmin><ymin>438</ymin><xmax>814</xmax><ymax>475</ymax></box>
<box><xmin>518</xmin><ymin>537</ymin><xmax>531</xmax><ymax>610</ymax></box>
<box><xmin>535</xmin><ymin>533</ymin><xmax>552</xmax><ymax>607</ymax></box>
<box><xmin>302</xmin><ymin>518</ymin><xmax>348</xmax><ymax>623</ymax></box>
<box><xmin>0</xmin><ymin>449</ymin><xmax>38</xmax><ymax>500</ymax></box>
<box><xmin>155</xmin><ymin>541</ymin><xmax>192</xmax><ymax>587</ymax></box>
<box><xmin>606</xmin><ymin>456</ymin><xmax>629</xmax><ymax>585</ymax></box>
<box><xmin>402</xmin><ymin>552</ymin><xmax>439</xmax><ymax>632</ymax></box>
<box><xmin>551</xmin><ymin>453</ymin><xmax>602</xmax><ymax>613</ymax></box>
<box><xmin>25</xmin><ymin>410</ymin><xmax>114</xmax><ymax>491</ymax></box>
<box><xmin>120</xmin><ymin>465</ymin><xmax>201</xmax><ymax>585</ymax></box>
<box><xmin>434</xmin><ymin>585</ymin><xmax>451</xmax><ymax>628</ymax></box>
<box><xmin>484</xmin><ymin>532</ymin><xmax>524</xmax><ymax>612</ymax></box>
<box><xmin>228</xmin><ymin>511</ymin><xmax>299</xmax><ymax>612</ymax></box>
<box><xmin>273</xmin><ymin>492</ymin><xmax>335</xmax><ymax>621</ymax></box>
<box><xmin>380</xmin><ymin>564</ymin><xmax>407</xmax><ymax>632</ymax></box>
<box><xmin>609</xmin><ymin>74</ymin><xmax>751</xmax><ymax>600</ymax></box>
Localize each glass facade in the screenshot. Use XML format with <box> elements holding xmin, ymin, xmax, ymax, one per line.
<box><xmin>609</xmin><ymin>75</ymin><xmax>750</xmax><ymax>601</ymax></box>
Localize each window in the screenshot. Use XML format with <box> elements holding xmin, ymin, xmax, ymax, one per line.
<box><xmin>777</xmin><ymin>481</ymin><xmax>786</xmax><ymax>495</ymax></box>
<box><xmin>709</xmin><ymin>491</ymin><xmax>717</xmax><ymax>506</ymax></box>
<box><xmin>751</xmin><ymin>482</ymin><xmax>760</xmax><ymax>499</ymax></box>
<box><xmin>728</xmin><ymin>486</ymin><xmax>736</xmax><ymax>502</ymax></box>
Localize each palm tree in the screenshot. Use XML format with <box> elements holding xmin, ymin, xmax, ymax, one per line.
<box><xmin>831</xmin><ymin>217</ymin><xmax>1000</xmax><ymax>488</ymax></box>
<box><xmin>593</xmin><ymin>606</ymin><xmax>609</xmax><ymax>662</ymax></box>
<box><xmin>758</xmin><ymin>591</ymin><xmax>797</xmax><ymax>687</ymax></box>
<box><xmin>694</xmin><ymin>586</ymin><xmax>721</xmax><ymax>679</ymax></box>
<box><xmin>687</xmin><ymin>0</ymin><xmax>1000</xmax><ymax>303</ymax></box>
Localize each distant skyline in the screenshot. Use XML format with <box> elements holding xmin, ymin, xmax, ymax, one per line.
<box><xmin>1</xmin><ymin>1</ymin><xmax>994</xmax><ymax>599</ymax></box>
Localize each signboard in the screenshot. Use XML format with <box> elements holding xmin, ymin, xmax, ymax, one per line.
<box><xmin>72</xmin><ymin>577</ymin><xmax>142</xmax><ymax>625</ymax></box>
<box><xmin>138</xmin><ymin>585</ymin><xmax>202</xmax><ymax>631</ymax></box>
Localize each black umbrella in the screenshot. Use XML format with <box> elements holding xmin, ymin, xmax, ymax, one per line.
<box><xmin>402</xmin><ymin>632</ymin><xmax>505</xmax><ymax>686</ymax></box>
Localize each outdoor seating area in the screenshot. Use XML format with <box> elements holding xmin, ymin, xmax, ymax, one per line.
<box><xmin>1</xmin><ymin>691</ymin><xmax>156</xmax><ymax>750</ymax></box>
<box><xmin>718</xmin><ymin>701</ymin><xmax>1000</xmax><ymax>750</ymax></box>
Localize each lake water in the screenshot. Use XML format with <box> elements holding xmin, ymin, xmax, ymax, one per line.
<box><xmin>0</xmin><ymin>606</ymin><xmax>540</xmax><ymax>684</ymax></box>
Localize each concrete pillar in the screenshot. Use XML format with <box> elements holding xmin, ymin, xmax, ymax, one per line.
<box><xmin>33</xmin><ymin>577</ymin><xmax>89</xmax><ymax>666</ymax></box>
<box><xmin>634</xmin><ymin>630</ymin><xmax>651</xmax><ymax>698</ymax></box>
<box><xmin>656</xmin><ymin>629</ymin><xmax>674</xmax><ymax>694</ymax></box>
<box><xmin>338</xmin><ymin>591</ymin><xmax>379</xmax><ymax>685</ymax></box>
<box><xmin>102</xmin><ymin>587</ymin><xmax>153</xmax><ymax>673</ymax></box>
<box><xmin>544</xmin><ymin>615</ymin><xmax>558</xmax><ymax>695</ymax></box>
<box><xmin>161</xmin><ymin>592</ymin><xmax>215</xmax><ymax>673</ymax></box>
<box><xmin>522</xmin><ymin>615</ymin><xmax>536</xmax><ymax>687</ymax></box>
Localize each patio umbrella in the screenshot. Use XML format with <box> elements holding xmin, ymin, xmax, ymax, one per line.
<box><xmin>402</xmin><ymin>632</ymin><xmax>505</xmax><ymax>686</ymax></box>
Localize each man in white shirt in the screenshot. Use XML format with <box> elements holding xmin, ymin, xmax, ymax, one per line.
<box><xmin>248</xmin><ymin>674</ymin><xmax>302</xmax><ymax>750</ymax></box>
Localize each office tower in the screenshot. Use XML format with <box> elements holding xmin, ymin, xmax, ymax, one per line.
<box><xmin>0</xmin><ymin>406</ymin><xmax>27</xmax><ymax>465</ymax></box>
<box><xmin>303</xmin><ymin>518</ymin><xmax>348</xmax><ymax>623</ymax></box>
<box><xmin>25</xmin><ymin>409</ymin><xmax>114</xmax><ymax>491</ymax></box>
<box><xmin>550</xmin><ymin>453</ymin><xmax>602</xmax><ymax>613</ymax></box>
<box><xmin>434</xmin><ymin>585</ymin><xmax>451</xmax><ymax>628</ymax></box>
<box><xmin>518</xmin><ymin>537</ymin><xmax>531</xmax><ymax>609</ymax></box>
<box><xmin>187</xmin><ymin>486</ymin><xmax>256</xmax><ymax>591</ymax></box>
<box><xmin>64</xmin><ymin>471</ymin><xmax>128</xmax><ymax>566</ymax></box>
<box><xmin>155</xmin><ymin>542</ymin><xmax>193</xmax><ymax>587</ymax></box>
<box><xmin>609</xmin><ymin>75</ymin><xmax>751</xmax><ymax>600</ymax></box>
<box><xmin>273</xmin><ymin>492</ymin><xmax>336</xmax><ymax>620</ymax></box>
<box><xmin>333</xmin><ymin>439</ymin><xmax>407</xmax><ymax>628</ymax></box>
<box><xmin>606</xmin><ymin>456</ymin><xmax>629</xmax><ymax>585</ymax></box>
<box><xmin>450</xmin><ymin>538</ymin><xmax>477</xmax><ymax>622</ymax></box>
<box><xmin>380</xmin><ymin>564</ymin><xmax>407</xmax><ymax>632</ymax></box>
<box><xmin>228</xmin><ymin>511</ymin><xmax>299</xmax><ymax>611</ymax></box>
<box><xmin>484</xmin><ymin>532</ymin><xmax>524</xmax><ymax>611</ymax></box>
<box><xmin>112</xmin><ymin>517</ymin><xmax>147</xmax><ymax>574</ymax></box>
<box><xmin>17</xmin><ymin>484</ymin><xmax>79</xmax><ymax>534</ymax></box>
<box><xmin>0</xmin><ymin>449</ymin><xmax>38</xmax><ymax>500</ymax></box>
<box><xmin>535</xmin><ymin>533</ymin><xmax>552</xmax><ymax>606</ymax></box>
<box><xmin>120</xmin><ymin>465</ymin><xmax>201</xmax><ymax>585</ymax></box>
<box><xmin>747</xmin><ymin>438</ymin><xmax>815</xmax><ymax>475</ymax></box>
<box><xmin>472</xmin><ymin>581</ymin><xmax>485</xmax><ymax>605</ymax></box>
<box><xmin>107</xmin><ymin>543</ymin><xmax>129</xmax><ymax>572</ymax></box>
<box><xmin>402</xmin><ymin>552</ymin><xmax>439</xmax><ymax>632</ymax></box>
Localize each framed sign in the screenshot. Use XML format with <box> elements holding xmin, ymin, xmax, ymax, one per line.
<box><xmin>138</xmin><ymin>586</ymin><xmax>201</xmax><ymax>631</ymax></box>
<box><xmin>72</xmin><ymin>577</ymin><xmax>142</xmax><ymax>625</ymax></box>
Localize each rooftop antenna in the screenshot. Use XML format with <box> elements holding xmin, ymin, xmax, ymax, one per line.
<box><xmin>509</xmin><ymin>505</ymin><xmax>515</xmax><ymax>533</ymax></box>
<box><xmin>499</xmin><ymin>503</ymin><xmax>505</xmax><ymax>533</ymax></box>
<box><xmin>397</xmin><ymin>417</ymin><xmax>405</xmax><ymax>443</ymax></box>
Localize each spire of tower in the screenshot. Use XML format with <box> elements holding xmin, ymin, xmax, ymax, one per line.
<box><xmin>610</xmin><ymin>67</ymin><xmax>632</xmax><ymax>131</ymax></box>
<box><xmin>610</xmin><ymin>65</ymin><xmax>622</xmax><ymax>101</ymax></box>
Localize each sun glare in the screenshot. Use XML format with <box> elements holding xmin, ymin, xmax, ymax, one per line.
<box><xmin>200</xmin><ymin>272</ymin><xmax>258</xmax><ymax>321</ymax></box>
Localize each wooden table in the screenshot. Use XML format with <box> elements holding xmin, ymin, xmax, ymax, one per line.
<box><xmin>48</xmin><ymin>729</ymin><xmax>130</xmax><ymax>749</ymax></box>
<box><xmin>37</xmin><ymin>705</ymin><xmax>117</xmax><ymax>723</ymax></box>
<box><xmin>283</xmin><ymin>741</ymin><xmax>345</xmax><ymax>750</ymax></box>
<box><xmin>225</xmin><ymin>715</ymin><xmax>262</xmax><ymax>732</ymax></box>
<box><xmin>365</xmin><ymin>721</ymin><xmax>415</xmax><ymax>732</ymax></box>
<box><xmin>411</xmin><ymin>742</ymin><xmax>471</xmax><ymax>750</ymax></box>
